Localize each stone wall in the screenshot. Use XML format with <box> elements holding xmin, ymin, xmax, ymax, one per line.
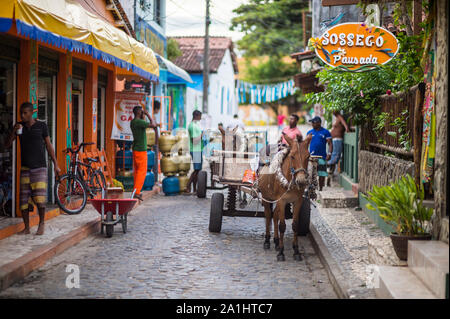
<box><xmin>358</xmin><ymin>151</ymin><xmax>414</xmax><ymax>194</ymax></box>
<box><xmin>432</xmin><ymin>0</ymin><xmax>449</xmax><ymax>243</ymax></box>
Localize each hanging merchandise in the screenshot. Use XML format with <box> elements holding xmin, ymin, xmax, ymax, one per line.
<box><xmin>237</xmin><ymin>79</ymin><xmax>297</xmax><ymax>105</ymax></box>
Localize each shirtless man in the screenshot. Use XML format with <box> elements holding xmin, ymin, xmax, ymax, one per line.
<box><xmin>327</xmin><ymin>111</ymin><xmax>350</xmax><ymax>186</ymax></box>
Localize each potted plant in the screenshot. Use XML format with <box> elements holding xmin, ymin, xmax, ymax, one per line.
<box><xmin>363</xmin><ymin>174</ymin><xmax>433</xmax><ymax>261</ymax></box>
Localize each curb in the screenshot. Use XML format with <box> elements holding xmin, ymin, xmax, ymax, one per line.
<box><xmin>308</xmin><ymin>221</ymin><xmax>350</xmax><ymax>299</ymax></box>
<box><xmin>0</xmin><ymin>219</ymin><xmax>100</xmax><ymax>292</ymax></box>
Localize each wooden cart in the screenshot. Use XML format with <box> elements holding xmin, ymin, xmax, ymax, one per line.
<box><xmin>197</xmin><ymin>130</ymin><xmax>268</xmax><ymax>198</ymax></box>
<box><xmin>207</xmin><ymin>149</ymin><xmax>319</xmax><ymax>234</ymax></box>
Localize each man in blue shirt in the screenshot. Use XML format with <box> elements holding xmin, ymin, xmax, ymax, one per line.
<box><xmin>307</xmin><ymin>116</ymin><xmax>333</xmax><ymax>191</ymax></box>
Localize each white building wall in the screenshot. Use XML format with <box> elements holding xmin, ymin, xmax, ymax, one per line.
<box><xmin>207</xmin><ymin>49</ymin><xmax>237</xmax><ymax>129</ymax></box>
<box><xmin>185</xmin><ymin>87</ymin><xmax>203</xmax><ymax>125</ymax></box>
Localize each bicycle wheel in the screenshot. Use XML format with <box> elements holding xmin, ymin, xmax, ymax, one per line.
<box><xmin>90</xmin><ymin>170</ymin><xmax>107</xmax><ymax>198</ymax></box>
<box><xmin>55</xmin><ymin>174</ymin><xmax>87</xmax><ymax>214</ymax></box>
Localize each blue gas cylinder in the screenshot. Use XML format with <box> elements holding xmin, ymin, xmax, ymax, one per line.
<box><xmin>116</xmin><ymin>149</ymin><xmax>133</xmax><ymax>170</ymax></box>
<box><xmin>117</xmin><ymin>140</ymin><xmax>132</xmax><ymax>150</ymax></box>
<box><xmin>143</xmin><ymin>171</ymin><xmax>155</xmax><ymax>191</ymax></box>
<box><xmin>147</xmin><ymin>150</ymin><xmax>155</xmax><ymax>170</ymax></box>
<box><xmin>162</xmin><ymin>176</ymin><xmax>180</xmax><ymax>196</ymax></box>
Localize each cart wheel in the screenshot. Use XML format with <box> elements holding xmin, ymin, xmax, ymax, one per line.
<box><xmin>105</xmin><ymin>211</ymin><xmax>114</xmax><ymax>238</ymax></box>
<box><xmin>197</xmin><ymin>170</ymin><xmax>207</xmax><ymax>198</ymax></box>
<box><xmin>209</xmin><ymin>193</ymin><xmax>224</xmax><ymax>233</ymax></box>
<box><xmin>297</xmin><ymin>195</ymin><xmax>311</xmax><ymax>236</ymax></box>
<box><xmin>122</xmin><ymin>213</ymin><xmax>127</xmax><ymax>234</ymax></box>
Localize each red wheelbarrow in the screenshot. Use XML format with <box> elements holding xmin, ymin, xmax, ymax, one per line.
<box><xmin>89</xmin><ymin>198</ymin><xmax>137</xmax><ymax>238</ymax></box>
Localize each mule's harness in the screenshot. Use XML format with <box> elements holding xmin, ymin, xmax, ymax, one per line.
<box><xmin>249</xmin><ymin>145</ymin><xmax>312</xmax><ymax>205</ymax></box>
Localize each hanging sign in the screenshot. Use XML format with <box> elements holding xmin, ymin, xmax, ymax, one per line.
<box><xmin>310</xmin><ymin>22</ymin><xmax>399</xmax><ymax>72</ymax></box>
<box><xmin>111</xmin><ymin>92</ymin><xmax>146</xmax><ymax>141</ymax></box>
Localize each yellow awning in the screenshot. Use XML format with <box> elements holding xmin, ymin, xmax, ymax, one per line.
<box><xmin>0</xmin><ymin>0</ymin><xmax>159</xmax><ymax>81</ymax></box>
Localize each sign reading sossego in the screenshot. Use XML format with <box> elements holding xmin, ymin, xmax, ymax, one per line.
<box><xmin>310</xmin><ymin>23</ymin><xmax>399</xmax><ymax>72</ymax></box>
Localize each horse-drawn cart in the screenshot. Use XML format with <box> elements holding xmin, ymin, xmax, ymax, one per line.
<box><xmin>207</xmin><ymin>148</ymin><xmax>320</xmax><ymax>235</ymax></box>
<box><xmin>196</xmin><ymin>129</ymin><xmax>268</xmax><ymax>198</ymax></box>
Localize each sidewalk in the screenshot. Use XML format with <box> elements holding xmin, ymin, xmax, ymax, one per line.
<box><xmin>0</xmin><ymin>187</ymin><xmax>160</xmax><ymax>292</ymax></box>
<box><xmin>308</xmin><ymin>178</ymin><xmax>405</xmax><ymax>299</ymax></box>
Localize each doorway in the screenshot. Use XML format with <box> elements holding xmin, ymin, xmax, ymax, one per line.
<box><xmin>72</xmin><ymin>79</ymin><xmax>84</xmax><ymax>146</ymax></box>
<box><xmin>38</xmin><ymin>72</ymin><xmax>57</xmax><ymax>203</ymax></box>
<box><xmin>0</xmin><ymin>60</ymin><xmax>16</xmax><ymax>217</ymax></box>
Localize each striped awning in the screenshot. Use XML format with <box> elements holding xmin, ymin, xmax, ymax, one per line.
<box><xmin>0</xmin><ymin>0</ymin><xmax>159</xmax><ymax>81</ymax></box>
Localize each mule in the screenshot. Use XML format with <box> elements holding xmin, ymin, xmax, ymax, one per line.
<box><xmin>257</xmin><ymin>133</ymin><xmax>311</xmax><ymax>261</ymax></box>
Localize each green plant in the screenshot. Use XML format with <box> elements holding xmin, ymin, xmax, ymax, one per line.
<box><xmin>363</xmin><ymin>175</ymin><xmax>433</xmax><ymax>235</ymax></box>
<box><xmin>305</xmin><ymin>29</ymin><xmax>424</xmax><ymax>126</ymax></box>
<box><xmin>167</xmin><ymin>38</ymin><xmax>182</xmax><ymax>62</ymax></box>
<box><xmin>388</xmin><ymin>109</ymin><xmax>412</xmax><ymax>150</ymax></box>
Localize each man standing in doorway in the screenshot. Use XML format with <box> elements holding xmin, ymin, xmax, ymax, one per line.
<box><xmin>5</xmin><ymin>102</ymin><xmax>61</xmax><ymax>235</ymax></box>
<box><xmin>130</xmin><ymin>105</ymin><xmax>157</xmax><ymax>201</ymax></box>
<box><xmin>307</xmin><ymin>116</ymin><xmax>333</xmax><ymax>191</ymax></box>
<box><xmin>185</xmin><ymin>110</ymin><xmax>203</xmax><ymax>194</ymax></box>
<box><xmin>327</xmin><ymin>111</ymin><xmax>350</xmax><ymax>186</ymax></box>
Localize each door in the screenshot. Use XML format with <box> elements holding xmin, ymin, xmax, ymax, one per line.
<box><xmin>38</xmin><ymin>73</ymin><xmax>57</xmax><ymax>203</ymax></box>
<box><xmin>0</xmin><ymin>60</ymin><xmax>16</xmax><ymax>217</ymax></box>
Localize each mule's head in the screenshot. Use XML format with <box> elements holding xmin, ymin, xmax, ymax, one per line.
<box><xmin>283</xmin><ymin>133</ymin><xmax>311</xmax><ymax>187</ymax></box>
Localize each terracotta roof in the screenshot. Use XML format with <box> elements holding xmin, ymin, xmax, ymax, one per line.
<box><xmin>169</xmin><ymin>36</ymin><xmax>238</xmax><ymax>73</ymax></box>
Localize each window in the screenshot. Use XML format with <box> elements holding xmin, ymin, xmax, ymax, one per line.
<box><xmin>155</xmin><ymin>0</ymin><xmax>161</xmax><ymax>25</ymax></box>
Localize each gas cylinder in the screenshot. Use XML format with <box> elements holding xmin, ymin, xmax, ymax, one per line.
<box><xmin>159</xmin><ymin>131</ymin><xmax>177</xmax><ymax>155</ymax></box>
<box><xmin>117</xmin><ymin>169</ymin><xmax>133</xmax><ymax>178</ymax></box>
<box><xmin>146</xmin><ymin>128</ymin><xmax>156</xmax><ymax>147</ymax></box>
<box><xmin>162</xmin><ymin>176</ymin><xmax>180</xmax><ymax>196</ymax></box>
<box><xmin>143</xmin><ymin>171</ymin><xmax>155</xmax><ymax>191</ymax></box>
<box><xmin>177</xmin><ymin>154</ymin><xmax>191</xmax><ymax>174</ymax></box>
<box><xmin>116</xmin><ymin>149</ymin><xmax>133</xmax><ymax>170</ymax></box>
<box><xmin>147</xmin><ymin>150</ymin><xmax>155</xmax><ymax>170</ymax></box>
<box><xmin>178</xmin><ymin>175</ymin><xmax>189</xmax><ymax>192</ymax></box>
<box><xmin>160</xmin><ymin>155</ymin><xmax>178</xmax><ymax>176</ymax></box>
<box><xmin>115</xmin><ymin>170</ymin><xmax>134</xmax><ymax>191</ymax></box>
<box><xmin>176</xmin><ymin>131</ymin><xmax>189</xmax><ymax>153</ymax></box>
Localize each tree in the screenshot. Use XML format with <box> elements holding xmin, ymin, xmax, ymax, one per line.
<box><xmin>230</xmin><ymin>0</ymin><xmax>309</xmax><ymax>113</ymax></box>
<box><xmin>167</xmin><ymin>38</ymin><xmax>182</xmax><ymax>62</ymax></box>
<box><xmin>230</xmin><ymin>0</ymin><xmax>308</xmax><ymax>58</ymax></box>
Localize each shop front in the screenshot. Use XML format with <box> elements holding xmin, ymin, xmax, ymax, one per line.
<box><xmin>0</xmin><ymin>0</ymin><xmax>159</xmax><ymax>217</ymax></box>
<box><xmin>0</xmin><ymin>35</ymin><xmax>18</xmax><ymax>217</ymax></box>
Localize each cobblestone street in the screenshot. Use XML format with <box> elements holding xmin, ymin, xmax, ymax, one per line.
<box><xmin>0</xmin><ymin>192</ymin><xmax>337</xmax><ymax>299</ymax></box>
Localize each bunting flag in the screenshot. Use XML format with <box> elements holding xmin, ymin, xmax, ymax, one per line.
<box><xmin>237</xmin><ymin>79</ymin><xmax>296</xmax><ymax>105</ymax></box>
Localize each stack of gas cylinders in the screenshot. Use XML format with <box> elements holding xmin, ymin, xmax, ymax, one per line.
<box><xmin>176</xmin><ymin>130</ymin><xmax>191</xmax><ymax>193</ymax></box>
<box><xmin>144</xmin><ymin>128</ymin><xmax>156</xmax><ymax>191</ymax></box>
<box><xmin>115</xmin><ymin>130</ymin><xmax>156</xmax><ymax>192</ymax></box>
<box><xmin>115</xmin><ymin>141</ymin><xmax>133</xmax><ymax>191</ymax></box>
<box><xmin>159</xmin><ymin>131</ymin><xmax>180</xmax><ymax>196</ymax></box>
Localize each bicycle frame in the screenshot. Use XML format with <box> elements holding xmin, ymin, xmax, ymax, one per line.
<box><xmin>67</xmin><ymin>150</ymin><xmax>98</xmax><ymax>197</ymax></box>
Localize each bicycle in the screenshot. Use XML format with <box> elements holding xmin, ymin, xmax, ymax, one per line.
<box><xmin>54</xmin><ymin>142</ymin><xmax>107</xmax><ymax>214</ymax></box>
